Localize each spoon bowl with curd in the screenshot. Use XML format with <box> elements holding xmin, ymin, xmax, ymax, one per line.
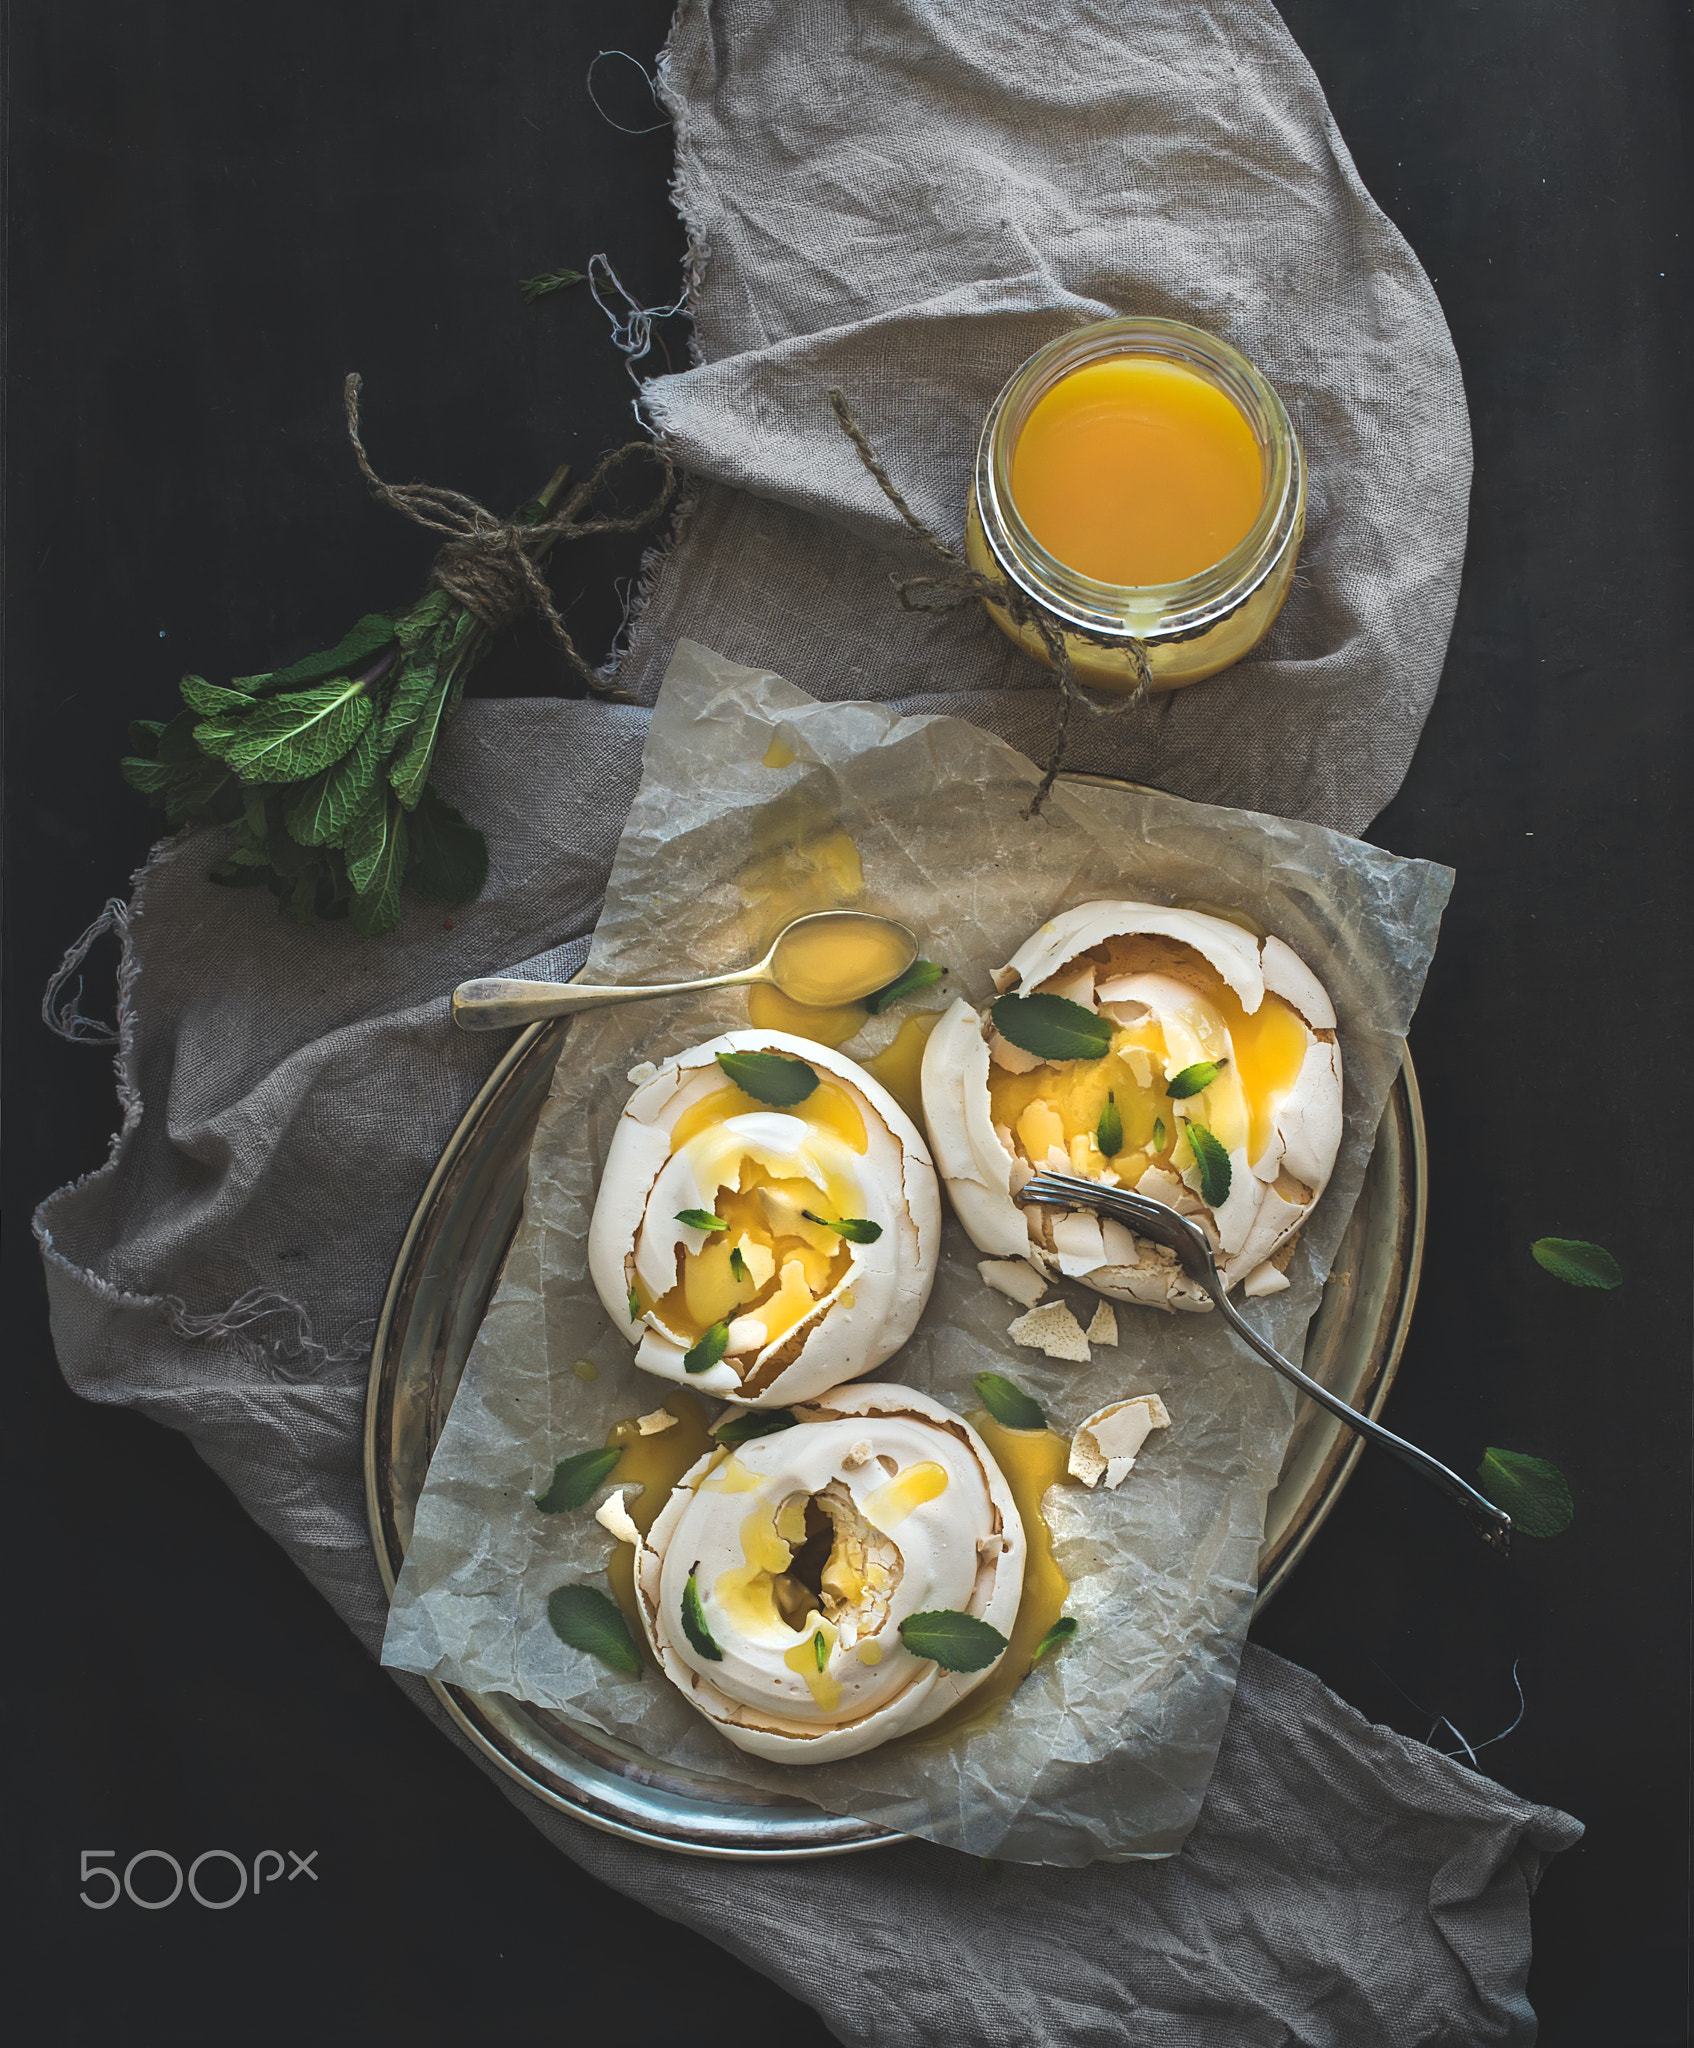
<box><xmin>450</xmin><ymin>910</ymin><xmax>918</xmax><ymax>1032</ymax></box>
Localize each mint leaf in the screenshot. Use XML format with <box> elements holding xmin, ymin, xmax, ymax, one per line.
<box><xmin>1185</xmin><ymin>1121</ymin><xmax>1232</xmax><ymax>1207</ymax></box>
<box><xmin>898</xmin><ymin>1610</ymin><xmax>1009</xmax><ymax>1673</ymax></box>
<box><xmin>1167</xmin><ymin>1058</ymin><xmax>1226</xmax><ymax>1100</ymax></box>
<box><xmin>1478</xmin><ymin>1448</ymin><xmax>1574</xmax><ymax>1538</ymax></box>
<box><xmin>394</xmin><ymin>589</ymin><xmax>454</xmax><ymax>654</ymax></box>
<box><xmin>1096</xmin><ymin>1091</ymin><xmax>1123</xmax><ymax>1157</ymax></box>
<box><xmin>533</xmin><ymin>1446</ymin><xmax>622</xmax><ymax>1512</ymax></box>
<box><xmin>1031</xmin><ymin>1616</ymin><xmax>1078</xmax><ymax>1664</ymax></box>
<box><xmin>675</xmin><ymin>1209</ymin><xmax>728</xmax><ymax>1233</ymax></box>
<box><xmin>715</xmin><ymin>1050</ymin><xmax>819</xmax><ymax>1105</ymax></box>
<box><xmin>972</xmin><ymin>1372</ymin><xmax>1046</xmax><ymax>1431</ymax></box>
<box><xmin>195</xmin><ymin>676</ymin><xmax>373</xmax><ymax>784</ymax></box>
<box><xmin>683</xmin><ymin>1322</ymin><xmax>730</xmax><ymax>1375</ymax></box>
<box><xmin>284</xmin><ymin>721</ymin><xmax>383</xmax><ymax>847</ymax></box>
<box><xmin>179</xmin><ymin>673</ymin><xmax>256</xmax><ymax>717</ymax></box>
<box><xmin>386</xmin><ymin>665</ymin><xmax>454</xmax><ymax>810</ymax></box>
<box><xmin>681</xmin><ymin>1571</ymin><xmax>724</xmax><ymax>1661</ymax></box>
<box><xmin>377</xmin><ymin>655</ymin><xmax>441</xmax><ymax>753</ymax></box>
<box><xmin>991</xmin><ymin>992</ymin><xmax>1113</xmax><ymax>1062</ymax></box>
<box><xmin>1530</xmin><ymin>1239</ymin><xmax>1621</xmax><ymax>1290</ymax></box>
<box><xmin>520</xmin><ymin>265</ymin><xmax>585</xmax><ymax>303</ymax></box>
<box><xmin>404</xmin><ymin>785</ymin><xmax>489</xmax><ymax>906</ymax></box>
<box><xmin>801</xmin><ymin>1212</ymin><xmax>882</xmax><ymax>1244</ymax></box>
<box><xmin>347</xmin><ymin>793</ymin><xmax>409</xmax><ymax>936</ymax></box>
<box><xmin>862</xmin><ymin>959</ymin><xmax>945</xmax><ymax>1015</ymax></box>
<box><xmin>547</xmin><ymin>1584</ymin><xmax>642</xmax><ymax>1676</ymax></box>
<box><xmin>236</xmin><ymin>611</ymin><xmax>399</xmax><ymax>696</ymax></box>
<box><xmin>712</xmin><ymin>1408</ymin><xmax>797</xmax><ymax>1446</ymax></box>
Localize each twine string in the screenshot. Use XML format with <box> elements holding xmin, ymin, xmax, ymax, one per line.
<box><xmin>343</xmin><ymin>373</ymin><xmax>678</xmax><ymax>694</ymax></box>
<box><xmin>826</xmin><ymin>386</ymin><xmax>1151</xmax><ymax>813</ymax></box>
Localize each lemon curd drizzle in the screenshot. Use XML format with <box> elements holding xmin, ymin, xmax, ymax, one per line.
<box><xmin>907</xmin><ymin>1415</ymin><xmax>1072</xmax><ymax>1745</ymax></box>
<box><xmin>601</xmin><ymin>1393</ymin><xmax>716</xmax><ymax>1630</ymax></box>
<box><xmin>861</xmin><ymin>1460</ymin><xmax>949</xmax><ymax>1530</ymax></box>
<box><xmin>641</xmin><ymin>1079</ymin><xmax>870</xmax><ymax>1343</ymax></box>
<box><xmin>861</xmin><ymin>1009</ymin><xmax>943</xmax><ymax>1131</ymax></box>
<box><xmin>988</xmin><ymin>938</ymin><xmax>1311</xmax><ymax>1176</ymax></box>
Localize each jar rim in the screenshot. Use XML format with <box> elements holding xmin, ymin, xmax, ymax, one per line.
<box><xmin>976</xmin><ymin>316</ymin><xmax>1303</xmax><ymax>640</ymax></box>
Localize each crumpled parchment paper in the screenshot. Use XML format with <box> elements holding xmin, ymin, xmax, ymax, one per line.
<box><xmin>381</xmin><ymin>641</ymin><xmax>1453</xmax><ymax>1863</ymax></box>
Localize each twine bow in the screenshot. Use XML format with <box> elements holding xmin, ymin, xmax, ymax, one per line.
<box><xmin>826</xmin><ymin>387</ymin><xmax>1151</xmax><ymax>814</ymax></box>
<box><xmin>343</xmin><ymin>372</ymin><xmax>678</xmax><ymax>695</ymax></box>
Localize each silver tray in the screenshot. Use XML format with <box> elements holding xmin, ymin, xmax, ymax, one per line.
<box><xmin>365</xmin><ymin>937</ymin><xmax>1425</xmax><ymax>1860</ymax></box>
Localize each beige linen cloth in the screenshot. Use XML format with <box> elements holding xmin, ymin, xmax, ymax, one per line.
<box><xmin>37</xmin><ymin>3</ymin><xmax>1578</xmax><ymax>2040</ymax></box>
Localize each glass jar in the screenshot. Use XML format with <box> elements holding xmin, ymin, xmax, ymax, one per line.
<box><xmin>966</xmin><ymin>316</ymin><xmax>1306</xmax><ymax>693</ymax></box>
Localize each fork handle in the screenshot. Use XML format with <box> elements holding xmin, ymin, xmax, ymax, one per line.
<box><xmin>1211</xmin><ymin>1290</ymin><xmax>1512</xmax><ymax>1551</ymax></box>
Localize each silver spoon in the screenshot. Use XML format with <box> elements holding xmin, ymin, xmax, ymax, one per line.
<box><xmin>450</xmin><ymin>910</ymin><xmax>919</xmax><ymax>1033</ymax></box>
<box><xmin>1020</xmin><ymin>1170</ymin><xmax>1512</xmax><ymax>1552</ymax></box>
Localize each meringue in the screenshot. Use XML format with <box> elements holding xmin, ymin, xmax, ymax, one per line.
<box><xmin>627</xmin><ymin>1384</ymin><xmax>1025</xmax><ymax>1762</ymax></box>
<box><xmin>921</xmin><ymin>902</ymin><xmax>1343</xmax><ymax>1313</ymax></box>
<box><xmin>1068</xmin><ymin>1394</ymin><xmax>1171</xmax><ymax>1488</ymax></box>
<box><xmin>589</xmin><ymin>1031</ymin><xmax>941</xmax><ymax>1407</ymax></box>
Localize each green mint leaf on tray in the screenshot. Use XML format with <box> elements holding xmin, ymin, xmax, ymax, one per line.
<box><xmin>862</xmin><ymin>959</ymin><xmax>945</xmax><ymax>1015</ymax></box>
<box><xmin>676</xmin><ymin>1209</ymin><xmax>728</xmax><ymax>1233</ymax></box>
<box><xmin>520</xmin><ymin>265</ymin><xmax>585</xmax><ymax>303</ymax></box>
<box><xmin>533</xmin><ymin>1446</ymin><xmax>623</xmax><ymax>1513</ymax></box>
<box><xmin>404</xmin><ymin>785</ymin><xmax>489</xmax><ymax>907</ymax></box>
<box><xmin>681</xmin><ymin>1571</ymin><xmax>724</xmax><ymax>1661</ymax></box>
<box><xmin>1153</xmin><ymin>1117</ymin><xmax>1167</xmax><ymax>1153</ymax></box>
<box><xmin>1031</xmin><ymin>1616</ymin><xmax>1078</xmax><ymax>1664</ymax></box>
<box><xmin>715</xmin><ymin>1049</ymin><xmax>820</xmax><ymax>1106</ymax></box>
<box><xmin>802</xmin><ymin>1212</ymin><xmax>882</xmax><ymax>1244</ymax></box>
<box><xmin>1166</xmin><ymin>1058</ymin><xmax>1227</xmax><ymax>1100</ymax></box>
<box><xmin>991</xmin><ymin>992</ymin><xmax>1113</xmax><ymax>1062</ymax></box>
<box><xmin>1530</xmin><ymin>1238</ymin><xmax>1622</xmax><ymax>1289</ymax></box>
<box><xmin>712</xmin><ymin>1408</ymin><xmax>797</xmax><ymax>1446</ymax></box>
<box><xmin>1477</xmin><ymin>1449</ymin><xmax>1574</xmax><ymax>1538</ymax></box>
<box><xmin>683</xmin><ymin>1322</ymin><xmax>731</xmax><ymax>1375</ymax></box>
<box><xmin>898</xmin><ymin>1610</ymin><xmax>1009</xmax><ymax>1674</ymax></box>
<box><xmin>1185</xmin><ymin>1121</ymin><xmax>1232</xmax><ymax>1207</ymax></box>
<box><xmin>195</xmin><ymin>676</ymin><xmax>374</xmax><ymax>784</ymax></box>
<box><xmin>973</xmin><ymin>1372</ymin><xmax>1046</xmax><ymax>1432</ymax></box>
<box><xmin>546</xmin><ymin>1584</ymin><xmax>642</xmax><ymax>1677</ymax></box>
<box><xmin>1096</xmin><ymin>1092</ymin><xmax>1123</xmax><ymax>1158</ymax></box>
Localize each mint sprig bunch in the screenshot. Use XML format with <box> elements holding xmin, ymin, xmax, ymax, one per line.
<box><xmin>120</xmin><ymin>544</ymin><xmax>543</xmax><ymax>933</ymax></box>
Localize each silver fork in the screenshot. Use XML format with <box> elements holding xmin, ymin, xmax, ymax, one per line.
<box><xmin>1020</xmin><ymin>1170</ymin><xmax>1512</xmax><ymax>1552</ymax></box>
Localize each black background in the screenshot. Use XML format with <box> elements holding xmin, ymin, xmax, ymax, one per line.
<box><xmin>5</xmin><ymin>4</ymin><xmax>1689</xmax><ymax>2043</ymax></box>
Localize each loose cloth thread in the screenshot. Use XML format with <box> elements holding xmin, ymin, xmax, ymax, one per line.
<box><xmin>826</xmin><ymin>390</ymin><xmax>1150</xmax><ymax>814</ymax></box>
<box><xmin>342</xmin><ymin>373</ymin><xmax>679</xmax><ymax>695</ymax></box>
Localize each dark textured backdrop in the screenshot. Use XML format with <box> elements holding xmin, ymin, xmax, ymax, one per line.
<box><xmin>5</xmin><ymin>4</ymin><xmax>1689</xmax><ymax>2042</ymax></box>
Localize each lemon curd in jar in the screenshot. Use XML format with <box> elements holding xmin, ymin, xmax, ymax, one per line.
<box><xmin>967</xmin><ymin>317</ymin><xmax>1306</xmax><ymax>693</ymax></box>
